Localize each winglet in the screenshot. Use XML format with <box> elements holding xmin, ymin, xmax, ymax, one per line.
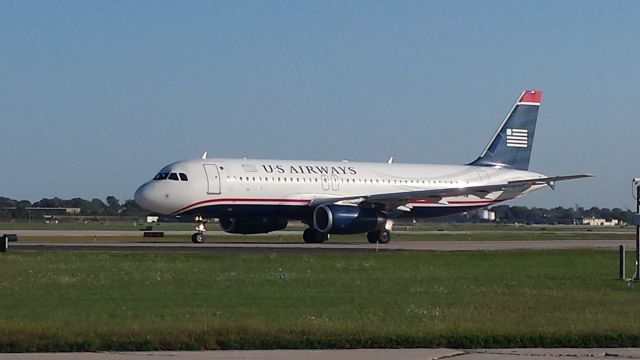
<box><xmin>202</xmin><ymin>152</ymin><xmax>208</xmax><ymax>159</ymax></box>
<box><xmin>518</xmin><ymin>90</ymin><xmax>542</xmax><ymax>104</ymax></box>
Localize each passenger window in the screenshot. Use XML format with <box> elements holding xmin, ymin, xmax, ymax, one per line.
<box><xmin>168</xmin><ymin>173</ymin><xmax>179</xmax><ymax>181</ymax></box>
<box><xmin>179</xmin><ymin>173</ymin><xmax>188</xmax><ymax>181</ymax></box>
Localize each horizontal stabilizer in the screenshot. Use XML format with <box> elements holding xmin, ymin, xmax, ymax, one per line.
<box><xmin>508</xmin><ymin>174</ymin><xmax>593</xmax><ymax>190</ymax></box>
<box><xmin>508</xmin><ymin>174</ymin><xmax>593</xmax><ymax>185</ymax></box>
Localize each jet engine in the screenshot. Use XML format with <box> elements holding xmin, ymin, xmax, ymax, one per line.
<box><xmin>313</xmin><ymin>204</ymin><xmax>386</xmax><ymax>234</ymax></box>
<box><xmin>219</xmin><ymin>217</ymin><xmax>288</xmax><ymax>234</ymax></box>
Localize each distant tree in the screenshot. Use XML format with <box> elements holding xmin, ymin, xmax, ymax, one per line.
<box><xmin>106</xmin><ymin>196</ymin><xmax>121</xmax><ymax>215</ymax></box>
<box><xmin>120</xmin><ymin>199</ymin><xmax>147</xmax><ymax>217</ymax></box>
<box><xmin>0</xmin><ymin>197</ymin><xmax>17</xmax><ymax>208</ymax></box>
<box><xmin>86</xmin><ymin>198</ymin><xmax>107</xmax><ymax>215</ymax></box>
<box><xmin>13</xmin><ymin>200</ymin><xmax>32</xmax><ymax>219</ymax></box>
<box><xmin>507</xmin><ymin>206</ymin><xmax>529</xmax><ymax>222</ymax></box>
<box><xmin>68</xmin><ymin>197</ymin><xmax>91</xmax><ymax>209</ymax></box>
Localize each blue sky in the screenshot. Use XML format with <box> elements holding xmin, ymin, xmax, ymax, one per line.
<box><xmin>1</xmin><ymin>1</ymin><xmax>639</xmax><ymax>209</ymax></box>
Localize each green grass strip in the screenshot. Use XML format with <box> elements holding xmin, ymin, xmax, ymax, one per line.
<box><xmin>1</xmin><ymin>250</ymin><xmax>639</xmax><ymax>351</ymax></box>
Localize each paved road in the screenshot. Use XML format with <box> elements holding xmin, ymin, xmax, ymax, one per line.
<box><xmin>2</xmin><ymin>229</ymin><xmax>631</xmax><ymax>237</ymax></box>
<box><xmin>1</xmin><ymin>348</ymin><xmax>639</xmax><ymax>360</ymax></box>
<box><xmin>9</xmin><ymin>239</ymin><xmax>635</xmax><ymax>252</ymax></box>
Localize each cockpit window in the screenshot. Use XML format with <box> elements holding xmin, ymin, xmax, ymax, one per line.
<box><xmin>154</xmin><ymin>172</ymin><xmax>188</xmax><ymax>181</ymax></box>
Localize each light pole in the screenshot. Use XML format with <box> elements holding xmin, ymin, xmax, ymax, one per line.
<box><xmin>634</xmin><ymin>178</ymin><xmax>640</xmax><ymax>281</ymax></box>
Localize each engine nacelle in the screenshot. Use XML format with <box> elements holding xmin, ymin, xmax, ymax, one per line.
<box><xmin>313</xmin><ymin>205</ymin><xmax>386</xmax><ymax>234</ymax></box>
<box><xmin>219</xmin><ymin>217</ymin><xmax>288</xmax><ymax>234</ymax></box>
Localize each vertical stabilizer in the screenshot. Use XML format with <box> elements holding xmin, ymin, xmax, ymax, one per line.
<box><xmin>469</xmin><ymin>90</ymin><xmax>541</xmax><ymax>170</ymax></box>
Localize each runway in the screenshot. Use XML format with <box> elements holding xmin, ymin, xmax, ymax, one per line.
<box><xmin>2</xmin><ymin>229</ymin><xmax>631</xmax><ymax>237</ymax></box>
<box><xmin>9</xmin><ymin>239</ymin><xmax>635</xmax><ymax>252</ymax></box>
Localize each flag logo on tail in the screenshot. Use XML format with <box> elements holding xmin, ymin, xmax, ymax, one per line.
<box><xmin>506</xmin><ymin>128</ymin><xmax>528</xmax><ymax>148</ymax></box>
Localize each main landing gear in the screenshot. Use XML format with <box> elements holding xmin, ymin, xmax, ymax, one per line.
<box><xmin>303</xmin><ymin>228</ymin><xmax>328</xmax><ymax>243</ymax></box>
<box><xmin>302</xmin><ymin>228</ymin><xmax>391</xmax><ymax>244</ymax></box>
<box><xmin>192</xmin><ymin>215</ymin><xmax>207</xmax><ymax>244</ymax></box>
<box><xmin>367</xmin><ymin>229</ymin><xmax>391</xmax><ymax>244</ymax></box>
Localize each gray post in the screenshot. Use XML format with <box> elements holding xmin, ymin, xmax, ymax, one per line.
<box><xmin>636</xmin><ymin>184</ymin><xmax>640</xmax><ymax>281</ymax></box>
<box><xmin>620</xmin><ymin>244</ymin><xmax>625</xmax><ymax>280</ymax></box>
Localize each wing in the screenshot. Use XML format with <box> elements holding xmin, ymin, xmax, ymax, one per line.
<box><xmin>308</xmin><ymin>174</ymin><xmax>592</xmax><ymax>211</ymax></box>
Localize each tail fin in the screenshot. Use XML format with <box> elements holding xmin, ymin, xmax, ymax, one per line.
<box><xmin>469</xmin><ymin>90</ymin><xmax>541</xmax><ymax>170</ymax></box>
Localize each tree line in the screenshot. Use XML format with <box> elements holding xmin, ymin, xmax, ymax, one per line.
<box><xmin>488</xmin><ymin>205</ymin><xmax>635</xmax><ymax>225</ymax></box>
<box><xmin>0</xmin><ymin>196</ymin><xmax>146</xmax><ymax>218</ymax></box>
<box><xmin>0</xmin><ymin>195</ymin><xmax>636</xmax><ymax>224</ymax></box>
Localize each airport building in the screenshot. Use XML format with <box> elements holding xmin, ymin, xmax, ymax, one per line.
<box><xmin>580</xmin><ymin>217</ymin><xmax>620</xmax><ymax>226</ymax></box>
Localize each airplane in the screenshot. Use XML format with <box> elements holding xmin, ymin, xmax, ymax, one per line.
<box><xmin>134</xmin><ymin>90</ymin><xmax>591</xmax><ymax>244</ymax></box>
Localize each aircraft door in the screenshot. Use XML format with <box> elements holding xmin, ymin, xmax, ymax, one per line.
<box><xmin>331</xmin><ymin>175</ymin><xmax>339</xmax><ymax>191</ymax></box>
<box><xmin>203</xmin><ymin>164</ymin><xmax>221</xmax><ymax>194</ymax></box>
<box><xmin>321</xmin><ymin>175</ymin><xmax>330</xmax><ymax>191</ymax></box>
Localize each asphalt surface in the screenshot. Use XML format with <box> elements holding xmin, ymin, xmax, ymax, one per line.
<box><xmin>1</xmin><ymin>348</ymin><xmax>639</xmax><ymax>360</ymax></box>
<box><xmin>1</xmin><ymin>229</ymin><xmax>631</xmax><ymax>237</ymax></box>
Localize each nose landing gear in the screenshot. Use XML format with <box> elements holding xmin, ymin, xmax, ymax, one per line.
<box><xmin>192</xmin><ymin>215</ymin><xmax>207</xmax><ymax>243</ymax></box>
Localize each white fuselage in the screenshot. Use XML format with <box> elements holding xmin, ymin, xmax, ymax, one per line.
<box><xmin>134</xmin><ymin>158</ymin><xmax>546</xmax><ymax>219</ymax></box>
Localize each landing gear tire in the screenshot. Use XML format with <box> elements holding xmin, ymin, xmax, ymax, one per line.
<box><xmin>367</xmin><ymin>229</ymin><xmax>391</xmax><ymax>244</ymax></box>
<box><xmin>192</xmin><ymin>215</ymin><xmax>207</xmax><ymax>244</ymax></box>
<box><xmin>192</xmin><ymin>232</ymin><xmax>206</xmax><ymax>244</ymax></box>
<box><xmin>303</xmin><ymin>228</ymin><xmax>328</xmax><ymax>244</ymax></box>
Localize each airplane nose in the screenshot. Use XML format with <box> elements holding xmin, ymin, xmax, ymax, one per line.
<box><xmin>134</xmin><ymin>183</ymin><xmax>154</xmax><ymax>211</ymax></box>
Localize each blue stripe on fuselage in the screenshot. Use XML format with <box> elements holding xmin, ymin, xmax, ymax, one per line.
<box><xmin>179</xmin><ymin>204</ymin><xmax>490</xmax><ymax>222</ymax></box>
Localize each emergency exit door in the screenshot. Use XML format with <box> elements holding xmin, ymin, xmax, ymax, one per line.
<box><xmin>203</xmin><ymin>164</ymin><xmax>221</xmax><ymax>194</ymax></box>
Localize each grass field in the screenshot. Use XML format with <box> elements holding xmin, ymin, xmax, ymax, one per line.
<box><xmin>1</xmin><ymin>249</ymin><xmax>640</xmax><ymax>351</ymax></box>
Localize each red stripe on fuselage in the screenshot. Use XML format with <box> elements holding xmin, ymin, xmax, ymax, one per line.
<box><xmin>447</xmin><ymin>200</ymin><xmax>499</xmax><ymax>204</ymax></box>
<box><xmin>409</xmin><ymin>199</ymin><xmax>499</xmax><ymax>205</ymax></box>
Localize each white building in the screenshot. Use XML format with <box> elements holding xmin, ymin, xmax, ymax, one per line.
<box><xmin>581</xmin><ymin>217</ymin><xmax>619</xmax><ymax>226</ymax></box>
